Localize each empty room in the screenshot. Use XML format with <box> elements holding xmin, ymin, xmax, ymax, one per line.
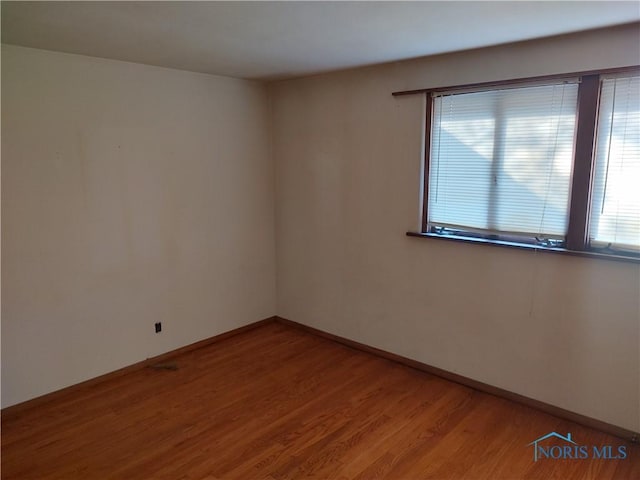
<box><xmin>1</xmin><ymin>1</ymin><xmax>639</xmax><ymax>479</ymax></box>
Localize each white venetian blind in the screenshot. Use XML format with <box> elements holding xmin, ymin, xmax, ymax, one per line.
<box><xmin>589</xmin><ymin>74</ymin><xmax>640</xmax><ymax>251</ymax></box>
<box><xmin>428</xmin><ymin>82</ymin><xmax>578</xmax><ymax>240</ymax></box>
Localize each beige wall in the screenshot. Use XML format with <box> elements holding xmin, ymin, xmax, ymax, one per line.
<box><xmin>271</xmin><ymin>24</ymin><xmax>640</xmax><ymax>431</ymax></box>
<box><xmin>1</xmin><ymin>45</ymin><xmax>276</xmax><ymax>407</ymax></box>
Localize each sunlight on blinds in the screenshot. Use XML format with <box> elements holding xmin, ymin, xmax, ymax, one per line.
<box><xmin>428</xmin><ymin>83</ymin><xmax>578</xmax><ymax>239</ymax></box>
<box><xmin>589</xmin><ymin>75</ymin><xmax>640</xmax><ymax>251</ymax></box>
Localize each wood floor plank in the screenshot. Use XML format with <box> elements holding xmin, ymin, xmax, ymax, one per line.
<box><xmin>2</xmin><ymin>322</ymin><xmax>638</xmax><ymax>479</ymax></box>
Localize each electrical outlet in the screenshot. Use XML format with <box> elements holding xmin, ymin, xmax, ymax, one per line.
<box><xmin>155</xmin><ymin>322</ymin><xmax>162</xmax><ymax>333</ymax></box>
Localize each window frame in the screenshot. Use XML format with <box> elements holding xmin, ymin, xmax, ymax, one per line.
<box><xmin>413</xmin><ymin>66</ymin><xmax>640</xmax><ymax>262</ymax></box>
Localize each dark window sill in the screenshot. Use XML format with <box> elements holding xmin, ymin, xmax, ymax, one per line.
<box><xmin>406</xmin><ymin>232</ymin><xmax>640</xmax><ymax>264</ymax></box>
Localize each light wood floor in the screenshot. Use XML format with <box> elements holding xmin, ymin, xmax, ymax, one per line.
<box><xmin>2</xmin><ymin>322</ymin><xmax>638</xmax><ymax>479</ymax></box>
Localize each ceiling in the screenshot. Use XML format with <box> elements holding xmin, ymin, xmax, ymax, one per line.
<box><xmin>2</xmin><ymin>1</ymin><xmax>639</xmax><ymax>80</ymax></box>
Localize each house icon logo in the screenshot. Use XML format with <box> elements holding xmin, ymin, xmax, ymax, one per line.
<box><xmin>527</xmin><ymin>431</ymin><xmax>627</xmax><ymax>462</ymax></box>
<box><xmin>527</xmin><ymin>432</ymin><xmax>577</xmax><ymax>462</ymax></box>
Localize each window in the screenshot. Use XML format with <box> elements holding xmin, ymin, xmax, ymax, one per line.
<box><xmin>589</xmin><ymin>74</ymin><xmax>640</xmax><ymax>253</ymax></box>
<box><xmin>418</xmin><ymin>68</ymin><xmax>640</xmax><ymax>260</ymax></box>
